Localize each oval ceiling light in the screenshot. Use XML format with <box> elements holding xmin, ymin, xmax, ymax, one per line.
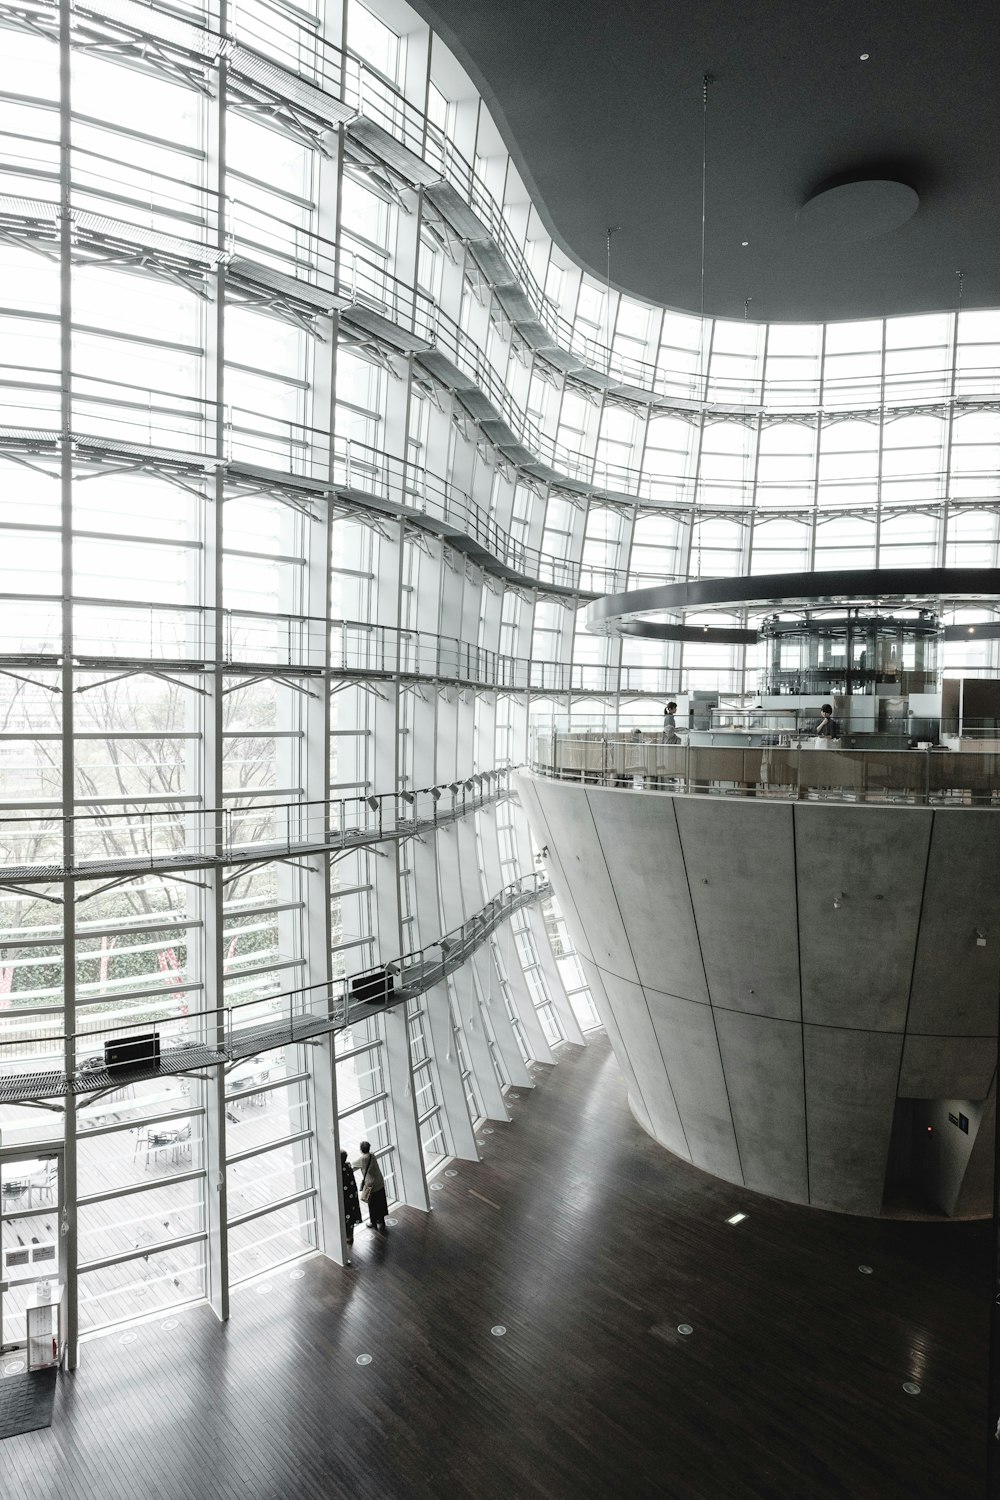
<box><xmin>797</xmin><ymin>179</ymin><xmax>919</xmax><ymax>242</ymax></box>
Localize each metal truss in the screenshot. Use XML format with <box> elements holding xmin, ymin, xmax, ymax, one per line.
<box><xmin>225</xmin><ymin>41</ymin><xmax>354</xmax><ymax>154</ymax></box>
<box><xmin>342</xmin><ymin>139</ymin><xmax>415</xmax><ymax>214</ymax></box>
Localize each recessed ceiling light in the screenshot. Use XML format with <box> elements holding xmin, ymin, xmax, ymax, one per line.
<box><xmin>860</xmin><ymin>52</ymin><xmax>870</xmax><ymax>60</ymax></box>
<box><xmin>741</xmin><ymin>240</ymin><xmax>749</xmax><ymax>247</ymax></box>
<box><xmin>727</xmin><ymin>1212</ymin><xmax>747</xmax><ymax>1225</ymax></box>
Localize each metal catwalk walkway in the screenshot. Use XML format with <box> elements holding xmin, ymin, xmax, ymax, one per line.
<box><xmin>0</xmin><ymin>780</ymin><xmax>511</xmax><ymax>886</ymax></box>
<box><xmin>0</xmin><ymin>875</ymin><xmax>549</xmax><ymax>1106</ymax></box>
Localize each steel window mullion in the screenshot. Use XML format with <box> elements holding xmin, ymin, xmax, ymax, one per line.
<box><xmin>223</xmin><ymin>1073</ymin><xmax>309</xmax><ymax>1103</ymax></box>
<box><xmin>226</xmin><ymin>1186</ymin><xmax>316</xmax><ymax>1230</ymax></box>
<box><xmin>57</xmin><ymin>0</ymin><xmax>82</xmax><ymax>1370</ymax></box>
<box><xmin>0</xmin><ymin>1203</ymin><xmax>55</xmax><ymax>1223</ymax></box>
<box><xmin>336</xmin><ymin>1088</ymin><xmax>388</xmax><ymax>1121</ymax></box>
<box><xmin>226</xmin><ymin>1128</ymin><xmax>313</xmax><ymax>1167</ymax></box>
<box><xmin>74</xmin><ymin>981</ymin><xmax>205</xmax><ymax>1009</ymax></box>
<box><xmin>334</xmin><ymin>1038</ymin><xmax>383</xmax><ymax>1064</ymax></box>
<box><xmin>78</xmin><ymin>1169</ymin><xmax>205</xmax><ymax>1207</ymax></box>
<box><xmin>78</xmin><ymin>1230</ymin><xmax>208</xmax><ymax>1277</ymax></box>
<box><xmin>78</xmin><ymin>1106</ymin><xmax>206</xmax><ymax>1141</ymax></box>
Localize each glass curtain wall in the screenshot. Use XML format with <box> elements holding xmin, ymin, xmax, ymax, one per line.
<box><xmin>0</xmin><ymin>0</ymin><xmax>997</xmax><ymax>1354</ymax></box>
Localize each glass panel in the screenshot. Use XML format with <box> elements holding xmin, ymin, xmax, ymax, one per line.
<box><xmin>78</xmin><ymin>1241</ymin><xmax>207</xmax><ymax>1332</ymax></box>
<box><xmin>227</xmin><ymin>1200</ymin><xmax>317</xmax><ymax>1285</ymax></box>
<box><xmin>77</xmin><ymin>1113</ymin><xmax>204</xmax><ymax>1197</ymax></box>
<box><xmin>78</xmin><ymin>1182</ymin><xmax>203</xmax><ymax>1265</ymax></box>
<box><xmin>228</xmin><ymin>1141</ymin><xmax>312</xmax><ymax>1221</ymax></box>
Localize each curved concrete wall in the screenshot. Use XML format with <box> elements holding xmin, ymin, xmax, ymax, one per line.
<box><xmin>515</xmin><ymin>773</ymin><xmax>999</xmax><ymax>1216</ymax></box>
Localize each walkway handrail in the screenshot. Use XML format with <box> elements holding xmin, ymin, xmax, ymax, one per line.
<box><xmin>0</xmin><ymin>599</ymin><xmax>710</xmax><ymax>696</ymax></box>
<box><xmin>0</xmin><ymin>771</ymin><xmax>514</xmax><ymax>881</ymax></box>
<box><xmin>4</xmin><ymin>152</ymin><xmax>999</xmax><ymax>504</ymax></box>
<box><xmin>530</xmin><ymin>731</ymin><xmax>1000</xmax><ymax>807</ymax></box>
<box><xmin>0</xmin><ymin>872</ymin><xmax>550</xmax><ymax>1104</ymax></box>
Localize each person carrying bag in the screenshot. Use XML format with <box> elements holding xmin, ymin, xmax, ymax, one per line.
<box><xmin>354</xmin><ymin>1140</ymin><xmax>388</xmax><ymax>1235</ymax></box>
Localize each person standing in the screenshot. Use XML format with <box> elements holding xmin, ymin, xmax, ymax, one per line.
<box><xmin>354</xmin><ymin>1140</ymin><xmax>388</xmax><ymax>1234</ymax></box>
<box><xmin>814</xmin><ymin>703</ymin><xmax>840</xmax><ymax>741</ymax></box>
<box><xmin>340</xmin><ymin>1148</ymin><xmax>362</xmax><ymax>1245</ymax></box>
<box><xmin>662</xmin><ymin>701</ymin><xmax>680</xmax><ymax>744</ymax></box>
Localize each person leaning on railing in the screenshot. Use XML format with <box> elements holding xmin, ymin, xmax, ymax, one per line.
<box><xmin>662</xmin><ymin>701</ymin><xmax>681</xmax><ymax>745</ymax></box>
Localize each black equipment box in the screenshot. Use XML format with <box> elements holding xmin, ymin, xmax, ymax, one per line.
<box><xmin>104</xmin><ymin>1032</ymin><xmax>161</xmax><ymax>1073</ymax></box>
<box><xmin>349</xmin><ymin>968</ymin><xmax>395</xmax><ymax>1006</ymax></box>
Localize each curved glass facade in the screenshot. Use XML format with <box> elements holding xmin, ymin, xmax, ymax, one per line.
<box><xmin>0</xmin><ymin>0</ymin><xmax>997</xmax><ymax>1352</ymax></box>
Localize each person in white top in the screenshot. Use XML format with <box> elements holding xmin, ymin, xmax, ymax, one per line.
<box><xmin>353</xmin><ymin>1140</ymin><xmax>388</xmax><ymax>1234</ymax></box>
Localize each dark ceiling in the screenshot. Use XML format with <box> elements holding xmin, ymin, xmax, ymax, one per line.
<box><xmin>412</xmin><ymin>0</ymin><xmax>1000</xmax><ymax>323</ymax></box>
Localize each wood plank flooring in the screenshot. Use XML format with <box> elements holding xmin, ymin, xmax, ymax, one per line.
<box><xmin>1</xmin><ymin>1032</ymin><xmax>990</xmax><ymax>1499</ymax></box>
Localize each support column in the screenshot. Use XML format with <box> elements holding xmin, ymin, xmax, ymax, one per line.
<box><xmin>381</xmin><ymin>1004</ymin><xmax>430</xmax><ymax>1211</ymax></box>
<box><xmin>297</xmin><ymin>262</ymin><xmax>341</xmax><ymax>1261</ymax></box>
<box><xmin>462</xmin><ymin>952</ymin><xmax>507</xmax><ymax>1120</ymax></box>
<box><xmin>423</xmin><ymin>981</ymin><xmax>478</xmax><ymax>1161</ymax></box>
<box><xmin>524</xmin><ymin>903</ymin><xmax>586</xmax><ymax>1047</ymax></box>
<box><xmin>201</xmin><ymin>4</ymin><xmax>229</xmax><ymax>1323</ymax></box>
<box><xmin>57</xmin><ymin>0</ymin><xmax>78</xmax><ymax>1369</ymax></box>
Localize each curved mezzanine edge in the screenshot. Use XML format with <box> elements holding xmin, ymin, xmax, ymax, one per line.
<box><xmin>585</xmin><ymin>567</ymin><xmax>1000</xmax><ymax>642</ymax></box>
<box><xmin>530</xmin><ymin>733</ymin><xmax>1000</xmax><ymax>806</ymax></box>
<box><xmin>0</xmin><ymin>426</ymin><xmax>605</xmax><ymax>601</ymax></box>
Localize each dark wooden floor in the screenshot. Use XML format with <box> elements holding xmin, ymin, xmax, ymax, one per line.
<box><xmin>2</xmin><ymin>1034</ymin><xmax>990</xmax><ymax>1499</ymax></box>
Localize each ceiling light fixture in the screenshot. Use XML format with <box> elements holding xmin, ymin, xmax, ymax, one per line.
<box><xmin>859</xmin><ymin>52</ymin><xmax>870</xmax><ymax>60</ymax></box>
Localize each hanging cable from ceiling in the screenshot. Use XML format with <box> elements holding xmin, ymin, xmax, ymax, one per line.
<box><xmin>606</xmin><ymin>224</ymin><xmax>620</xmax><ymax>377</ymax></box>
<box><xmin>691</xmin><ymin>75</ymin><xmax>715</xmax><ymax>582</ymax></box>
<box><xmin>699</xmin><ymin>74</ymin><xmax>714</xmax><ymax>327</ymax></box>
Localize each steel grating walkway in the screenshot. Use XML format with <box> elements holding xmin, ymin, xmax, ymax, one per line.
<box><xmin>0</xmin><ymin>787</ymin><xmax>512</xmax><ymax>886</ymax></box>
<box><xmin>0</xmin><ymin>878</ymin><xmax>549</xmax><ymax>1107</ymax></box>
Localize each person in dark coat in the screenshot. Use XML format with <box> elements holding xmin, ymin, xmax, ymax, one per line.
<box><xmin>353</xmin><ymin>1140</ymin><xmax>388</xmax><ymax>1234</ymax></box>
<box><xmin>341</xmin><ymin>1149</ymin><xmax>363</xmax><ymax>1244</ymax></box>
